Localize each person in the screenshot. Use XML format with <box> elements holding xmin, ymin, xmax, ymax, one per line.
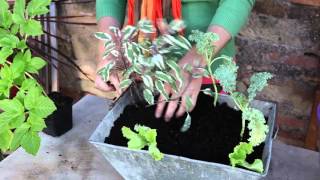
<box><xmin>95</xmin><ymin>0</ymin><xmax>255</xmax><ymax>121</ymax></box>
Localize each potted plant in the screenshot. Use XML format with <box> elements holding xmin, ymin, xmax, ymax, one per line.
<box><xmin>0</xmin><ymin>0</ymin><xmax>57</xmax><ymax>156</ymax></box>
<box><xmin>90</xmin><ymin>20</ymin><xmax>276</xmax><ymax>179</ymax></box>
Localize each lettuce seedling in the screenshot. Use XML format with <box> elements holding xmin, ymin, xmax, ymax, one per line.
<box><xmin>0</xmin><ymin>0</ymin><xmax>56</xmax><ymax>156</ymax></box>
<box><xmin>122</xmin><ymin>125</ymin><xmax>164</xmax><ymax>161</ymax></box>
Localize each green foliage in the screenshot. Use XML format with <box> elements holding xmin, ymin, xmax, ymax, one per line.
<box><xmin>229</xmin><ymin>142</ymin><xmax>264</xmax><ymax>173</ymax></box>
<box><xmin>0</xmin><ymin>0</ymin><xmax>55</xmax><ymax>156</ymax></box>
<box><xmin>247</xmin><ymin>72</ymin><xmax>273</xmax><ymax>102</ymax></box>
<box><xmin>122</xmin><ymin>125</ymin><xmax>164</xmax><ymax>161</ymax></box>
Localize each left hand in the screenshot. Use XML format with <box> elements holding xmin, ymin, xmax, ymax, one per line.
<box><xmin>155</xmin><ymin>48</ymin><xmax>205</xmax><ymax>121</ymax></box>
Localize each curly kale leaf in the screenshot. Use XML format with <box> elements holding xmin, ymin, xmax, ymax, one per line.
<box><xmin>242</xmin><ymin>108</ymin><xmax>269</xmax><ymax>147</ymax></box>
<box><xmin>121</xmin><ymin>125</ymin><xmax>164</xmax><ymax>161</ymax></box>
<box><xmin>229</xmin><ymin>142</ymin><xmax>264</xmax><ymax>173</ymax></box>
<box><xmin>247</xmin><ymin>72</ymin><xmax>272</xmax><ymax>102</ymax></box>
<box><xmin>188</xmin><ymin>30</ymin><xmax>219</xmax><ymax>59</ymax></box>
<box><xmin>213</xmin><ymin>60</ymin><xmax>238</xmax><ymax>93</ymax></box>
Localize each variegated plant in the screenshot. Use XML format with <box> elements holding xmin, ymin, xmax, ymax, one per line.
<box><xmin>95</xmin><ymin>20</ymin><xmax>194</xmax><ymax>131</ymax></box>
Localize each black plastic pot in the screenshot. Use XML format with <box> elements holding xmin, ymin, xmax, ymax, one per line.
<box><xmin>43</xmin><ymin>92</ymin><xmax>73</xmax><ymax>137</ymax></box>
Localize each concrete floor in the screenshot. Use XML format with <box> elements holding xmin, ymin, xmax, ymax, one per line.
<box><xmin>0</xmin><ymin>95</ymin><xmax>319</xmax><ymax>180</ymax></box>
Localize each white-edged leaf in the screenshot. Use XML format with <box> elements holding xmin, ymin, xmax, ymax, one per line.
<box><xmin>152</xmin><ymin>54</ymin><xmax>165</xmax><ymax>70</ymax></box>
<box><xmin>177</xmin><ymin>35</ymin><xmax>192</xmax><ymax>49</ymax></box>
<box><xmin>155</xmin><ymin>80</ymin><xmax>169</xmax><ymax>101</ymax></box>
<box><xmin>138</xmin><ymin>20</ymin><xmax>155</xmax><ymax>33</ymax></box>
<box><xmin>185</xmin><ymin>96</ymin><xmax>193</xmax><ymax>112</ymax></box>
<box><xmin>180</xmin><ymin>113</ymin><xmax>191</xmax><ymax>132</ymax></box>
<box><xmin>142</xmin><ymin>75</ymin><xmax>154</xmax><ymax>91</ymax></box>
<box><xmin>143</xmin><ymin>89</ymin><xmax>154</xmax><ymax>105</ymax></box>
<box><xmin>120</xmin><ymin>79</ymin><xmax>132</xmax><ymax>90</ymax></box>
<box><xmin>163</xmin><ymin>34</ymin><xmax>190</xmax><ymax>51</ymax></box>
<box><xmin>111</xmin><ymin>50</ymin><xmax>119</xmax><ymax>57</ymax></box>
<box><xmin>166</xmin><ymin>60</ymin><xmax>183</xmax><ymax>89</ymax></box>
<box><xmin>109</xmin><ymin>26</ymin><xmax>122</xmax><ymax>37</ymax></box>
<box><xmin>94</xmin><ymin>32</ymin><xmax>112</xmax><ymax>41</ymax></box>
<box><xmin>122</xmin><ymin>25</ymin><xmax>137</xmax><ymax>41</ymax></box>
<box><xmin>183</xmin><ymin>64</ymin><xmax>193</xmax><ymax>73</ymax></box>
<box><xmin>98</xmin><ymin>61</ymin><xmax>115</xmax><ymax>82</ymax></box>
<box><xmin>155</xmin><ymin>71</ymin><xmax>174</xmax><ymax>83</ymax></box>
<box><xmin>169</xmin><ymin>20</ymin><xmax>186</xmax><ymax>32</ymax></box>
<box><xmin>202</xmin><ymin>88</ymin><xmax>214</xmax><ymax>97</ymax></box>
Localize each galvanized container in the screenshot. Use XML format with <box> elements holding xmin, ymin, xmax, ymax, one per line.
<box><xmin>89</xmin><ymin>91</ymin><xmax>276</xmax><ymax>180</ymax></box>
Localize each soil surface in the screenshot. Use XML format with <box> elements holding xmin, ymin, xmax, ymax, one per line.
<box><xmin>105</xmin><ymin>92</ymin><xmax>264</xmax><ymax>165</ymax></box>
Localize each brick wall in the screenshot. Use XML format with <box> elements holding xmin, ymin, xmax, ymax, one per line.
<box><xmin>56</xmin><ymin>0</ymin><xmax>320</xmax><ymax>147</ymax></box>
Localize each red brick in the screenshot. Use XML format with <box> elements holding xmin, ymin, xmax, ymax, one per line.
<box><xmin>277</xmin><ymin>116</ymin><xmax>307</xmax><ymax>130</ymax></box>
<box><xmin>284</xmin><ymin>55</ymin><xmax>319</xmax><ymax>70</ymax></box>
<box><xmin>290</xmin><ymin>0</ymin><xmax>320</xmax><ymax>7</ymax></box>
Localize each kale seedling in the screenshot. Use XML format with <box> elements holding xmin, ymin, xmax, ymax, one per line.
<box><xmin>0</xmin><ymin>0</ymin><xmax>56</xmax><ymax>155</ymax></box>
<box><xmin>189</xmin><ymin>30</ymin><xmax>272</xmax><ymax>173</ymax></box>
<box><xmin>122</xmin><ymin>124</ymin><xmax>164</xmax><ymax>161</ymax></box>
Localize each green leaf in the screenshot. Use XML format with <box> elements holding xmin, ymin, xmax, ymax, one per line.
<box><xmin>231</xmin><ymin>92</ymin><xmax>249</xmax><ymax>109</ymax></box>
<box><xmin>247</xmin><ymin>72</ymin><xmax>272</xmax><ymax>102</ymax></box>
<box><xmin>11</xmin><ymin>56</ymin><xmax>26</xmax><ymax>79</ymax></box>
<box><xmin>24</xmin><ymin>86</ymin><xmax>42</xmax><ymax>110</ymax></box>
<box><xmin>185</xmin><ymin>96</ymin><xmax>193</xmax><ymax>112</ymax></box>
<box><xmin>12</xmin><ymin>0</ymin><xmax>26</xmax><ymax>24</ymax></box>
<box><xmin>0</xmin><ymin>1</ymin><xmax>12</xmax><ymax>29</ymax></box>
<box><xmin>27</xmin><ymin>114</ymin><xmax>46</xmax><ymax>132</ymax></box>
<box><xmin>229</xmin><ymin>142</ymin><xmax>264</xmax><ymax>173</ymax></box>
<box><xmin>21</xmin><ymin>19</ymin><xmax>43</xmax><ymax>36</ymax></box>
<box><xmin>0</xmin><ymin>78</ymin><xmax>12</xmax><ymax>98</ymax></box>
<box><xmin>148</xmin><ymin>143</ymin><xmax>164</xmax><ymax>161</ymax></box>
<box><xmin>243</xmin><ymin>108</ymin><xmax>269</xmax><ymax>147</ymax></box>
<box><xmin>0</xmin><ymin>47</ymin><xmax>13</xmax><ymax>64</ymax></box>
<box><xmin>121</xmin><ymin>126</ymin><xmax>147</xmax><ymax>150</ymax></box>
<box><xmin>26</xmin><ymin>57</ymin><xmax>47</xmax><ymax>73</ymax></box>
<box><xmin>0</xmin><ymin>129</ymin><xmax>13</xmax><ymax>152</ymax></box>
<box><xmin>143</xmin><ymin>89</ymin><xmax>154</xmax><ymax>105</ymax></box>
<box><xmin>155</xmin><ymin>80</ymin><xmax>169</xmax><ymax>101</ymax></box>
<box><xmin>213</xmin><ymin>60</ymin><xmax>238</xmax><ymax>93</ymax></box>
<box><xmin>16</xmin><ymin>40</ymin><xmax>27</xmax><ymax>50</ymax></box>
<box><xmin>98</xmin><ymin>61</ymin><xmax>115</xmax><ymax>82</ymax></box>
<box><xmin>180</xmin><ymin>113</ymin><xmax>191</xmax><ymax>132</ymax></box>
<box><xmin>0</xmin><ymin>35</ymin><xmax>19</xmax><ymax>48</ymax></box>
<box><xmin>166</xmin><ymin>60</ymin><xmax>183</xmax><ymax>89</ymax></box>
<box><xmin>202</xmin><ymin>88</ymin><xmax>214</xmax><ymax>97</ymax></box>
<box><xmin>10</xmin><ymin>123</ymin><xmax>30</xmax><ymax>151</ymax></box>
<box><xmin>0</xmin><ymin>98</ymin><xmax>24</xmax><ymax>113</ymax></box>
<box><xmin>29</xmin><ymin>96</ymin><xmax>56</xmax><ymax>118</ymax></box>
<box><xmin>21</xmin><ymin>78</ymin><xmax>37</xmax><ymax>91</ymax></box>
<box><xmin>142</xmin><ymin>75</ymin><xmax>154</xmax><ymax>91</ymax></box>
<box><xmin>119</xmin><ymin>79</ymin><xmax>132</xmax><ymax>90</ymax></box>
<box><xmin>155</xmin><ymin>71</ymin><xmax>174</xmax><ymax>84</ymax></box>
<box><xmin>26</xmin><ymin>0</ymin><xmax>51</xmax><ymax>17</ymax></box>
<box><xmin>10</xmin><ymin>24</ymin><xmax>20</xmax><ymax>34</ymax></box>
<box><xmin>21</xmin><ymin>131</ymin><xmax>41</xmax><ymax>156</ymax></box>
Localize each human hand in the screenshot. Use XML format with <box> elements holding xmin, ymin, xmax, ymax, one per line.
<box><xmin>155</xmin><ymin>48</ymin><xmax>205</xmax><ymax>121</ymax></box>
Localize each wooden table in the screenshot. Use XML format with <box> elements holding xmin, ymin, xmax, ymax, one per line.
<box><xmin>0</xmin><ymin>95</ymin><xmax>319</xmax><ymax>180</ymax></box>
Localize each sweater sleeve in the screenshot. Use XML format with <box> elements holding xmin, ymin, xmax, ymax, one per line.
<box><xmin>96</xmin><ymin>0</ymin><xmax>127</xmax><ymax>24</ymax></box>
<box><xmin>210</xmin><ymin>0</ymin><xmax>255</xmax><ymax>37</ymax></box>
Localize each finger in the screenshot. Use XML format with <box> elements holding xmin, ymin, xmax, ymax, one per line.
<box><xmin>109</xmin><ymin>74</ymin><xmax>122</xmax><ymax>95</ymax></box>
<box><xmin>176</xmin><ymin>89</ymin><xmax>199</xmax><ymax>118</ymax></box>
<box><xmin>155</xmin><ymin>85</ymin><xmax>171</xmax><ymax>118</ymax></box>
<box><xmin>164</xmin><ymin>93</ymin><xmax>180</xmax><ymax>122</ymax></box>
<box><xmin>95</xmin><ymin>76</ymin><xmax>115</xmax><ymax>91</ymax></box>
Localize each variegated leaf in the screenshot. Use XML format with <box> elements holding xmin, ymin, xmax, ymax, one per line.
<box><xmin>109</xmin><ymin>26</ymin><xmax>122</xmax><ymax>37</ymax></box>
<box><xmin>202</xmin><ymin>88</ymin><xmax>214</xmax><ymax>97</ymax></box>
<box><xmin>142</xmin><ymin>75</ymin><xmax>154</xmax><ymax>91</ymax></box>
<box><xmin>111</xmin><ymin>50</ymin><xmax>119</xmax><ymax>57</ymax></box>
<box><xmin>143</xmin><ymin>89</ymin><xmax>154</xmax><ymax>105</ymax></box>
<box><xmin>155</xmin><ymin>80</ymin><xmax>169</xmax><ymax>101</ymax></box>
<box><xmin>177</xmin><ymin>35</ymin><xmax>192</xmax><ymax>49</ymax></box>
<box><xmin>120</xmin><ymin>79</ymin><xmax>132</xmax><ymax>90</ymax></box>
<box><xmin>155</xmin><ymin>71</ymin><xmax>174</xmax><ymax>83</ymax></box>
<box><xmin>152</xmin><ymin>54</ymin><xmax>165</xmax><ymax>70</ymax></box>
<box><xmin>180</xmin><ymin>114</ymin><xmax>191</xmax><ymax>132</ymax></box>
<box><xmin>163</xmin><ymin>34</ymin><xmax>190</xmax><ymax>51</ymax></box>
<box><xmin>138</xmin><ymin>20</ymin><xmax>155</xmax><ymax>33</ymax></box>
<box><xmin>94</xmin><ymin>32</ymin><xmax>112</xmax><ymax>41</ymax></box>
<box><xmin>122</xmin><ymin>25</ymin><xmax>137</xmax><ymax>41</ymax></box>
<box><xmin>125</xmin><ymin>43</ymin><xmax>135</xmax><ymax>63</ymax></box>
<box><xmin>183</xmin><ymin>64</ymin><xmax>193</xmax><ymax>73</ymax></box>
<box><xmin>98</xmin><ymin>61</ymin><xmax>115</xmax><ymax>82</ymax></box>
<box><xmin>169</xmin><ymin>20</ymin><xmax>186</xmax><ymax>32</ymax></box>
<box><xmin>185</xmin><ymin>96</ymin><xmax>193</xmax><ymax>112</ymax></box>
<box><xmin>102</xmin><ymin>46</ymin><xmax>115</xmax><ymax>59</ymax></box>
<box><xmin>123</xmin><ymin>67</ymin><xmax>134</xmax><ymax>79</ymax></box>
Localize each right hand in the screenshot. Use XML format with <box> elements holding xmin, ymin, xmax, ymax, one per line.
<box><xmin>95</xmin><ymin>59</ymin><xmax>122</xmax><ymax>96</ymax></box>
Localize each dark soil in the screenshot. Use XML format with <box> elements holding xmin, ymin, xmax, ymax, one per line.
<box><xmin>105</xmin><ymin>91</ymin><xmax>264</xmax><ymax>165</ymax></box>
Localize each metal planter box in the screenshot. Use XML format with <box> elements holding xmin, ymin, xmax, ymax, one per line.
<box><xmin>89</xmin><ymin>91</ymin><xmax>276</xmax><ymax>180</ymax></box>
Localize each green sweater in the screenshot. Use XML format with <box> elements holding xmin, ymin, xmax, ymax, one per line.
<box><xmin>96</xmin><ymin>0</ymin><xmax>255</xmax><ymax>57</ymax></box>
